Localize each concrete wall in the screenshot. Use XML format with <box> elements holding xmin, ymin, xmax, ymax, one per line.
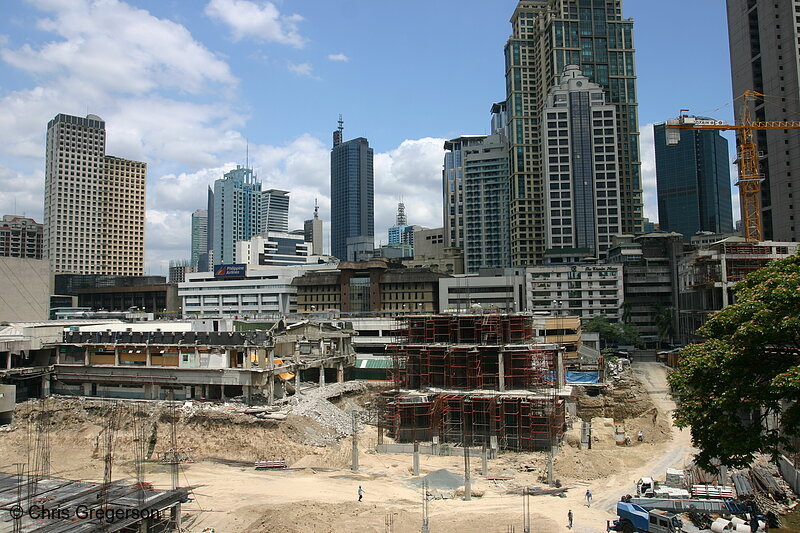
<box><xmin>778</xmin><ymin>455</ymin><xmax>800</xmax><ymax>496</ymax></box>
<box><xmin>0</xmin><ymin>384</ymin><xmax>17</xmax><ymax>424</ymax></box>
<box><xmin>0</xmin><ymin>257</ymin><xmax>50</xmax><ymax>322</ymax></box>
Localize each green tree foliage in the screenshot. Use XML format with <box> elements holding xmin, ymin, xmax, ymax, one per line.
<box><xmin>582</xmin><ymin>316</ymin><xmax>641</xmax><ymax>348</ymax></box>
<box><xmin>668</xmin><ymin>254</ymin><xmax>800</xmax><ymax>469</ymax></box>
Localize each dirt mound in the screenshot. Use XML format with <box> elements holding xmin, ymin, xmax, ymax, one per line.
<box><xmin>575</xmin><ymin>368</ymin><xmax>656</xmax><ymax>421</ymax></box>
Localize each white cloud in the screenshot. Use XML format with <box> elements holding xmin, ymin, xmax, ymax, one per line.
<box><xmin>0</xmin><ymin>166</ymin><xmax>44</xmax><ymax>221</ymax></box>
<box><xmin>4</xmin><ymin>0</ymin><xmax>233</xmax><ymax>95</ymax></box>
<box><xmin>287</xmin><ymin>61</ymin><xmax>316</xmax><ymax>79</ymax></box>
<box><xmin>205</xmin><ymin>0</ymin><xmax>305</xmax><ymax>47</ymax></box>
<box><xmin>327</xmin><ymin>53</ymin><xmax>349</xmax><ymax>62</ymax></box>
<box><xmin>640</xmin><ymin>123</ymin><xmax>658</xmax><ymax>222</ymax></box>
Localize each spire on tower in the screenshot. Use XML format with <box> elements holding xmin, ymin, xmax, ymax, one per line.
<box><xmin>314</xmin><ymin>198</ymin><xmax>319</xmax><ymax>220</ymax></box>
<box><xmin>396</xmin><ymin>201</ymin><xmax>407</xmax><ymax>226</ymax></box>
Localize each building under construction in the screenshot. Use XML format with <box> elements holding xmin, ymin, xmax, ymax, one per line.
<box><xmin>382</xmin><ymin>313</ymin><xmax>567</xmax><ymax>452</ymax></box>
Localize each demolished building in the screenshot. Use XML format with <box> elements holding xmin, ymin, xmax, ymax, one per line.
<box><xmin>381</xmin><ymin>313</ymin><xmax>568</xmax><ymax>452</ymax></box>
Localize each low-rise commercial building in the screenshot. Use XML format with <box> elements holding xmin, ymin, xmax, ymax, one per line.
<box><xmin>438</xmin><ymin>269</ymin><xmax>526</xmax><ymax>313</ymax></box>
<box><xmin>180</xmin><ymin>263</ymin><xmax>337</xmax><ymax>318</ymax></box>
<box><xmin>526</xmin><ymin>264</ymin><xmax>624</xmax><ymax>320</ymax></box>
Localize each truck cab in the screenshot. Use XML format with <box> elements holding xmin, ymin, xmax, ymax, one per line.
<box><xmin>636</xmin><ymin>477</ymin><xmax>655</xmax><ymax>498</ymax></box>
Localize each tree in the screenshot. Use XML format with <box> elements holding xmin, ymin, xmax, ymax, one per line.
<box><xmin>652</xmin><ymin>305</ymin><xmax>676</xmax><ymax>345</ymax></box>
<box><xmin>582</xmin><ymin>315</ymin><xmax>641</xmax><ymax>348</ymax></box>
<box><xmin>668</xmin><ymin>253</ymin><xmax>800</xmax><ymax>469</ymax></box>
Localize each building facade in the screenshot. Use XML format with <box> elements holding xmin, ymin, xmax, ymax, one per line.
<box><xmin>654</xmin><ymin>121</ymin><xmax>734</xmax><ymax>239</ymax></box>
<box><xmin>526</xmin><ymin>264</ymin><xmax>624</xmax><ymax>319</ymax></box>
<box><xmin>0</xmin><ymin>215</ymin><xmax>43</xmax><ymax>259</ymax></box>
<box><xmin>727</xmin><ymin>0</ymin><xmax>800</xmax><ymax>242</ymax></box>
<box><xmin>236</xmin><ymin>231</ymin><xmax>324</xmax><ymax>267</ymax></box>
<box><xmin>180</xmin><ymin>264</ymin><xmax>335</xmax><ymax>318</ymax></box>
<box><xmin>438</xmin><ymin>270</ymin><xmax>526</xmax><ymax>313</ymax></box>
<box><xmin>606</xmin><ymin>233</ymin><xmax>684</xmax><ymax>345</ymax></box>
<box><xmin>191</xmin><ymin>209</ymin><xmax>208</xmax><ymax>268</ymax></box>
<box><xmin>331</xmin><ymin>120</ymin><xmax>374</xmax><ymax>261</ymax></box>
<box><xmin>388</xmin><ymin>202</ymin><xmax>414</xmax><ymax>247</ymax></box>
<box><xmin>505</xmin><ymin>0</ymin><xmax>642</xmax><ymax>266</ymax></box>
<box><xmin>209</xmin><ymin>166</ymin><xmax>290</xmax><ymax>265</ymax></box>
<box><xmin>44</xmin><ymin>113</ymin><xmax>146</xmax><ymax>275</ymax></box>
<box><xmin>292</xmin><ymin>261</ymin><xmax>449</xmax><ymax>316</ymax></box>
<box><xmin>543</xmin><ymin>65</ymin><xmax>621</xmax><ymax>259</ymax></box>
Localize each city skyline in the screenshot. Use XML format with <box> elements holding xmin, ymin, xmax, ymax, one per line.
<box><xmin>0</xmin><ymin>1</ymin><xmax>739</xmax><ymax>273</ymax></box>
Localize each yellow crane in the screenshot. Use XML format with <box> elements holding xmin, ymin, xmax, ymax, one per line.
<box><xmin>665</xmin><ymin>90</ymin><xmax>800</xmax><ymax>241</ymax></box>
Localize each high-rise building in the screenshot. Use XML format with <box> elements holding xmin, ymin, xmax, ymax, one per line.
<box><xmin>191</xmin><ymin>209</ymin><xmax>208</xmax><ymax>268</ymax></box>
<box><xmin>654</xmin><ymin>120</ymin><xmax>734</xmax><ymax>239</ymax></box>
<box><xmin>443</xmin><ymin>104</ymin><xmax>512</xmax><ymax>273</ymax></box>
<box><xmin>542</xmin><ymin>65</ymin><xmax>621</xmax><ymax>259</ymax></box>
<box><xmin>44</xmin><ymin>113</ymin><xmax>146</xmax><ymax>275</ymax></box>
<box><xmin>0</xmin><ymin>215</ymin><xmax>43</xmax><ymax>259</ymax></box>
<box><xmin>208</xmin><ymin>165</ymin><xmax>290</xmax><ymax>265</ymax></box>
<box><xmin>727</xmin><ymin>0</ymin><xmax>800</xmax><ymax>241</ymax></box>
<box><xmin>505</xmin><ymin>0</ymin><xmax>642</xmax><ymax>266</ymax></box>
<box><xmin>304</xmin><ymin>200</ymin><xmax>324</xmax><ymax>256</ymax></box>
<box><xmin>388</xmin><ymin>202</ymin><xmax>414</xmax><ymax>246</ymax></box>
<box><xmin>330</xmin><ymin>118</ymin><xmax>374</xmax><ymax>261</ymax></box>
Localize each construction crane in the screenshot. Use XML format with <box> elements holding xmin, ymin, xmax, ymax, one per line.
<box><xmin>665</xmin><ymin>90</ymin><xmax>800</xmax><ymax>241</ymax></box>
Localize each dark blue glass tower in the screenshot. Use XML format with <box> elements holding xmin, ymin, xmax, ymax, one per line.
<box><xmin>654</xmin><ymin>122</ymin><xmax>734</xmax><ymax>239</ymax></box>
<box><xmin>330</xmin><ymin>120</ymin><xmax>374</xmax><ymax>261</ymax></box>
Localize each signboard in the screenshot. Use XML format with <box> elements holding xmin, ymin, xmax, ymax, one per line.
<box><xmin>214</xmin><ymin>264</ymin><xmax>246</xmax><ymax>278</ymax></box>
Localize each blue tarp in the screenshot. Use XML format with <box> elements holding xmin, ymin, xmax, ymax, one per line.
<box><xmin>566</xmin><ymin>371</ymin><xmax>600</xmax><ymax>383</ymax></box>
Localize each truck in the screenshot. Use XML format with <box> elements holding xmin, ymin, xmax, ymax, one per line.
<box><xmin>608</xmin><ymin>502</ymin><xmax>683</xmax><ymax>533</ymax></box>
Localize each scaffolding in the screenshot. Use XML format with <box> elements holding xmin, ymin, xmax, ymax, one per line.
<box><xmin>383</xmin><ymin>313</ymin><xmax>566</xmax><ymax>452</ymax></box>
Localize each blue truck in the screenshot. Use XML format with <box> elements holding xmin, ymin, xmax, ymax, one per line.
<box><xmin>608</xmin><ymin>502</ymin><xmax>684</xmax><ymax>533</ymax></box>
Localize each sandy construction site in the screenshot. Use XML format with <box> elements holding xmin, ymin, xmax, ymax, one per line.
<box><xmin>0</xmin><ymin>363</ymin><xmax>695</xmax><ymax>532</ymax></box>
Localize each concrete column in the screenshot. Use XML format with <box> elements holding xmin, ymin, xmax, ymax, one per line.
<box><xmin>145</xmin><ymin>348</ymin><xmax>152</xmax><ymax>367</ymax></box>
<box><xmin>498</xmin><ymin>350</ymin><xmax>505</xmax><ymax>392</ymax></box>
<box><xmin>84</xmin><ymin>348</ymin><xmax>90</xmax><ymax>366</ymax></box>
<box><xmin>220</xmin><ymin>384</ymin><xmax>226</xmax><ymax>401</ymax></box>
<box><xmin>137</xmin><ymin>517</ymin><xmax>150</xmax><ymax>533</ymax></box>
<box><xmin>170</xmin><ymin>503</ymin><xmax>181</xmax><ymax>531</ymax></box>
<box><xmin>556</xmin><ymin>348</ymin><xmax>565</xmax><ymax>390</ymax></box>
<box><xmin>54</xmin><ymin>348</ymin><xmax>61</xmax><ymax>365</ymax></box>
<box><xmin>41</xmin><ymin>377</ymin><xmax>50</xmax><ymax>398</ymax></box>
<box><xmin>82</xmin><ymin>383</ymin><xmax>92</xmax><ymax>396</ymax></box>
<box><xmin>244</xmin><ymin>349</ymin><xmax>252</xmax><ymax>369</ymax></box>
<box><xmin>243</xmin><ymin>385</ymin><xmax>252</xmax><ymax>405</ymax></box>
<box><xmin>463</xmin><ymin>447</ymin><xmax>471</xmax><ymax>501</ymax></box>
<box><xmin>114</xmin><ymin>348</ymin><xmax>120</xmax><ymax>366</ymax></box>
<box><xmin>413</xmin><ymin>441</ymin><xmax>420</xmax><ymax>476</ymax></box>
<box><xmin>202</xmin><ymin>384</ymin><xmax>208</xmax><ymax>399</ymax></box>
<box><xmin>481</xmin><ymin>444</ymin><xmax>488</xmax><ymax>476</ymax></box>
<box><xmin>337</xmin><ymin>362</ymin><xmax>344</xmax><ymax>383</ymax></box>
<box><xmin>319</xmin><ymin>366</ymin><xmax>325</xmax><ymax>387</ymax></box>
<box><xmin>267</xmin><ymin>378</ymin><xmax>274</xmax><ymax>406</ymax></box>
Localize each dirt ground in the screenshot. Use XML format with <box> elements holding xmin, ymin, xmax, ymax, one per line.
<box><xmin>0</xmin><ymin>363</ymin><xmax>696</xmax><ymax>533</ymax></box>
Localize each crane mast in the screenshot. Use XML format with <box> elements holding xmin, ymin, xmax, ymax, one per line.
<box><xmin>665</xmin><ymin>90</ymin><xmax>800</xmax><ymax>241</ymax></box>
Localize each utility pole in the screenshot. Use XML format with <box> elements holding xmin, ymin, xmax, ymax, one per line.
<box><xmin>463</xmin><ymin>446</ymin><xmax>471</xmax><ymax>501</ymax></box>
<box><xmin>522</xmin><ymin>487</ymin><xmax>531</xmax><ymax>533</ymax></box>
<box><xmin>421</xmin><ymin>479</ymin><xmax>430</xmax><ymax>533</ymax></box>
<box><xmin>351</xmin><ymin>411</ymin><xmax>359</xmax><ymax>472</ymax></box>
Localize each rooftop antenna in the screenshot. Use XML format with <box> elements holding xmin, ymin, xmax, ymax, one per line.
<box><xmin>338</xmin><ymin>114</ymin><xmax>344</xmax><ymax>136</ymax></box>
<box><xmin>246</xmin><ymin>139</ymin><xmax>249</xmax><ymax>169</ymax></box>
<box><xmin>314</xmin><ymin>198</ymin><xmax>319</xmax><ymax>219</ymax></box>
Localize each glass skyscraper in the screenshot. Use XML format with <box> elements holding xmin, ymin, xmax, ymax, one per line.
<box><xmin>191</xmin><ymin>209</ymin><xmax>208</xmax><ymax>268</ymax></box>
<box><xmin>209</xmin><ymin>166</ymin><xmax>290</xmax><ymax>265</ymax></box>
<box><xmin>654</xmin><ymin>122</ymin><xmax>734</xmax><ymax>239</ymax></box>
<box><xmin>330</xmin><ymin>120</ymin><xmax>374</xmax><ymax>262</ymax></box>
<box><xmin>505</xmin><ymin>0</ymin><xmax>642</xmax><ymax>266</ymax></box>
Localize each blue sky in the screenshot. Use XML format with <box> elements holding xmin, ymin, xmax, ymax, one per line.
<box><xmin>0</xmin><ymin>0</ymin><xmax>738</xmax><ymax>274</ymax></box>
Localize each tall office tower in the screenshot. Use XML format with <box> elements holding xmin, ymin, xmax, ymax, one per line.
<box><xmin>330</xmin><ymin>118</ymin><xmax>374</xmax><ymax>261</ymax></box>
<box><xmin>304</xmin><ymin>200</ymin><xmax>324</xmax><ymax>255</ymax></box>
<box><xmin>505</xmin><ymin>0</ymin><xmax>642</xmax><ymax>266</ymax></box>
<box><xmin>44</xmin><ymin>113</ymin><xmax>146</xmax><ymax>275</ymax></box>
<box><xmin>654</xmin><ymin>120</ymin><xmax>734</xmax><ymax>239</ymax></box>
<box><xmin>542</xmin><ymin>65</ymin><xmax>621</xmax><ymax>259</ymax></box>
<box><xmin>261</xmin><ymin>189</ymin><xmax>290</xmax><ymax>233</ymax></box>
<box><xmin>208</xmin><ymin>165</ymin><xmax>290</xmax><ymax>265</ymax></box>
<box><xmin>191</xmin><ymin>209</ymin><xmax>208</xmax><ymax>268</ymax></box>
<box><xmin>727</xmin><ymin>0</ymin><xmax>800</xmax><ymax>241</ymax></box>
<box><xmin>388</xmin><ymin>202</ymin><xmax>414</xmax><ymax>245</ymax></box>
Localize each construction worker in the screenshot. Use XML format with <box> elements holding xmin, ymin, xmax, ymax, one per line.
<box><xmin>358</xmin><ymin>485</ymin><xmax>364</xmax><ymax>502</ymax></box>
<box><xmin>585</xmin><ymin>488</ymin><xmax>592</xmax><ymax>507</ymax></box>
<box><xmin>637</xmin><ymin>430</ymin><xmax>644</xmax><ymax>442</ymax></box>
<box><xmin>567</xmin><ymin>509</ymin><xmax>573</xmax><ymax>529</ymax></box>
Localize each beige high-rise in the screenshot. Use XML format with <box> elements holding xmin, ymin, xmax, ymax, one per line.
<box><xmin>44</xmin><ymin>114</ymin><xmax>146</xmax><ymax>275</ymax></box>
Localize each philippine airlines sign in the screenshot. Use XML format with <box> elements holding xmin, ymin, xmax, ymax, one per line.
<box><xmin>214</xmin><ymin>264</ymin><xmax>246</xmax><ymax>278</ymax></box>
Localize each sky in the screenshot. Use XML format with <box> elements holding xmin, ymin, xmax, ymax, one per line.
<box><xmin>0</xmin><ymin>0</ymin><xmax>739</xmax><ymax>275</ymax></box>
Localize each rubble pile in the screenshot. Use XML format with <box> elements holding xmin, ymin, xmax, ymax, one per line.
<box><xmin>287</xmin><ymin>381</ymin><xmax>369</xmax><ymax>437</ymax></box>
